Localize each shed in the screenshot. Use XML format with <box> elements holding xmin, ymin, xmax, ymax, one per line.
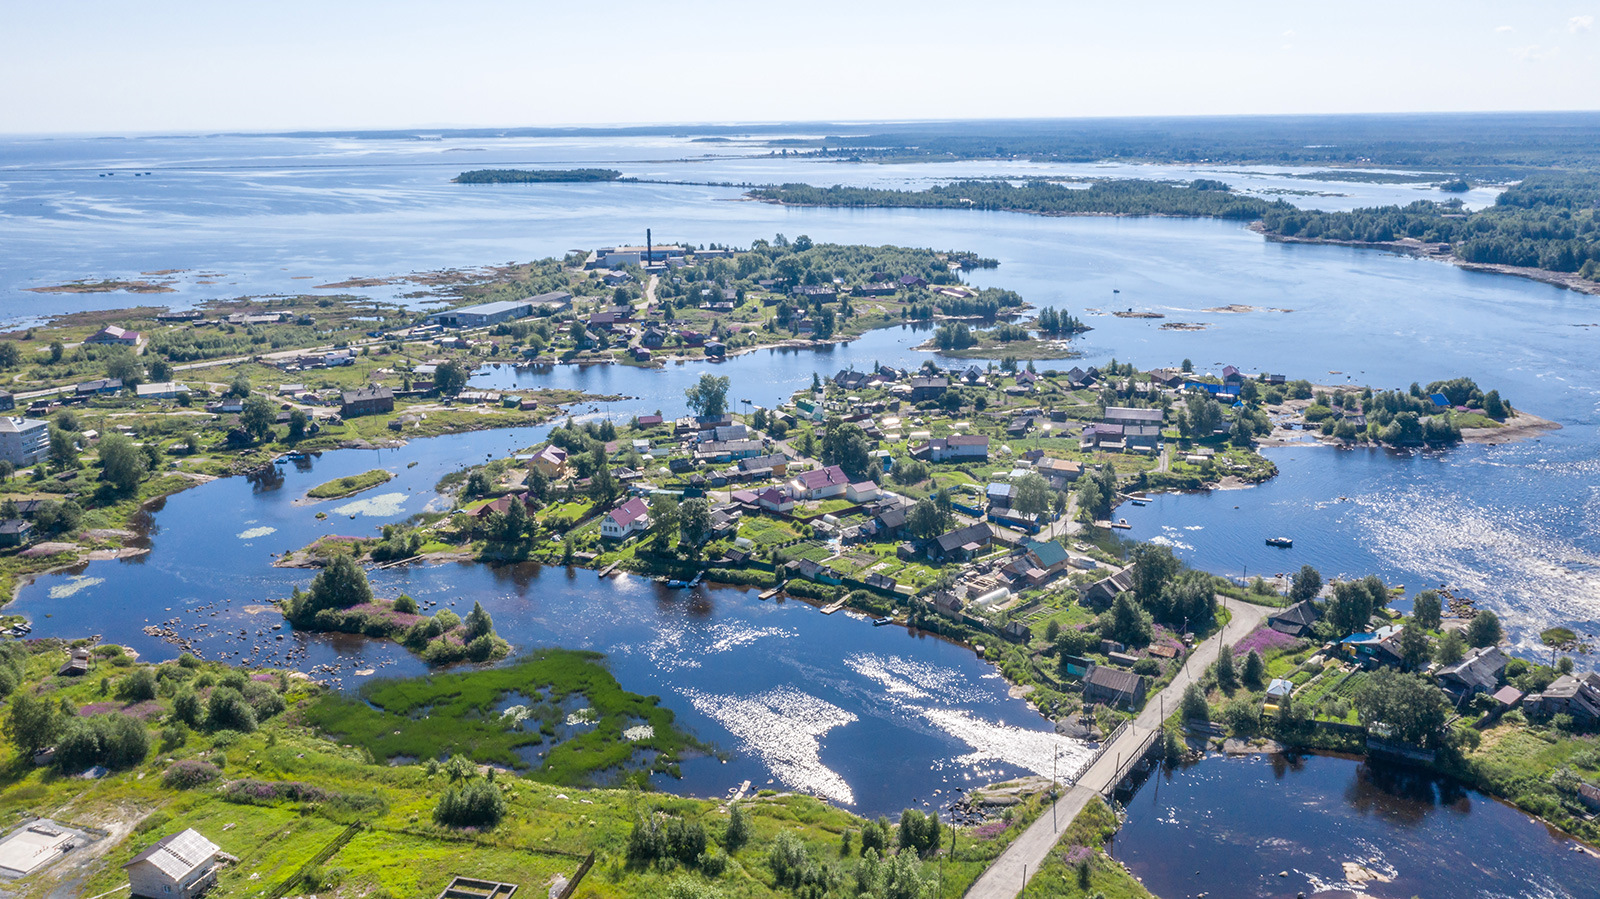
<box><xmin>1082</xmin><ymin>665</ymin><xmax>1146</xmax><ymax>710</ymax></box>
<box><xmin>124</xmin><ymin>828</ymin><xmax>221</xmax><ymax>899</ymax></box>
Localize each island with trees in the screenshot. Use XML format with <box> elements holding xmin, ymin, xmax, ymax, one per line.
<box><xmin>749</xmin><ymin>178</ymin><xmax>1284</xmax><ymax>220</ymax></box>
<box><xmin>452</xmin><ymin>168</ymin><xmax>623</xmax><ymax>184</ymax></box>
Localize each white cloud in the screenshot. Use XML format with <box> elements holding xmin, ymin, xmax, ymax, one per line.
<box><xmin>1496</xmin><ymin>24</ymin><xmax>1514</xmax><ymax>33</ymax></box>
<box><xmin>1281</xmin><ymin>29</ymin><xmax>1297</xmax><ymax>39</ymax></box>
<box><xmin>1512</xmin><ymin>44</ymin><xmax>1560</xmax><ymax>61</ymax></box>
<box><xmin>1571</xmin><ymin>15</ymin><xmax>1594</xmax><ymax>33</ymax></box>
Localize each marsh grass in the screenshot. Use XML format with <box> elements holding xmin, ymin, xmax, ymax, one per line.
<box><xmin>300</xmin><ymin>649</ymin><xmax>702</xmax><ymax>784</ymax></box>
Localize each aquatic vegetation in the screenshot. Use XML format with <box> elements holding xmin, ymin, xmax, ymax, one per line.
<box><xmin>300</xmin><ymin>650</ymin><xmax>701</xmax><ymax>785</ymax></box>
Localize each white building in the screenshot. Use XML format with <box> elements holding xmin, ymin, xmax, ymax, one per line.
<box><xmin>0</xmin><ymin>417</ymin><xmax>49</xmax><ymax>466</ymax></box>
<box><xmin>124</xmin><ymin>829</ymin><xmax>220</xmax><ymax>899</ymax></box>
<box><xmin>136</xmin><ymin>382</ymin><xmax>191</xmax><ymax>399</ymax></box>
<box><xmin>600</xmin><ymin>497</ymin><xmax>651</xmax><ymax>540</ymax></box>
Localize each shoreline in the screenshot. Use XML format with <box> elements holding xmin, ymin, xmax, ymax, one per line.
<box><xmin>1250</xmin><ymin>222</ymin><xmax>1600</xmax><ymax>298</ymax></box>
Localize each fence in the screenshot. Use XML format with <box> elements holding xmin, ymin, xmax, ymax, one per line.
<box><xmin>555</xmin><ymin>852</ymin><xmax>597</xmax><ymax>899</ymax></box>
<box><xmin>266</xmin><ymin>823</ymin><xmax>364</xmax><ymax>899</ymax></box>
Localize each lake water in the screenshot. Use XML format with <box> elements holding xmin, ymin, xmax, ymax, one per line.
<box><xmin>4</xmin><ymin>131</ymin><xmax>1599</xmax><ymax>817</ymax></box>
<box><xmin>1113</xmin><ymin>752</ymin><xmax>1598</xmax><ymax>898</ymax></box>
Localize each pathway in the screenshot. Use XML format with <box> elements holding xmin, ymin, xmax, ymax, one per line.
<box><xmin>962</xmin><ymin>597</ymin><xmax>1271</xmax><ymax>899</ymax></box>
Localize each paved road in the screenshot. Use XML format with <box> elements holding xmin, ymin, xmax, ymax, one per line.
<box><xmin>962</xmin><ymin>598</ymin><xmax>1272</xmax><ymax>899</ymax></box>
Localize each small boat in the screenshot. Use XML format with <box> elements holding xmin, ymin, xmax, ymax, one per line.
<box><xmin>666</xmin><ymin>579</ymin><xmax>690</xmax><ymax>588</ymax></box>
<box><xmin>1130</xmin><ymin>499</ymin><xmax>1148</xmax><ymax>506</ymax></box>
<box><xmin>1266</xmin><ymin>536</ymin><xmax>1293</xmax><ymax>548</ymax></box>
<box><xmin>1111</xmin><ymin>518</ymin><xmax>1131</xmax><ymax>529</ymax></box>
<box><xmin>871</xmin><ymin>617</ymin><xmax>893</xmax><ymax>627</ymax></box>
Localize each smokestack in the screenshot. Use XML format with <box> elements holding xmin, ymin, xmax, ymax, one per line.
<box><xmin>647</xmin><ymin>228</ymin><xmax>652</xmax><ymax>265</ymax></box>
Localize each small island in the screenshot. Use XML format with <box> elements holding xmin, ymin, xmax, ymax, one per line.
<box><xmin>453</xmin><ymin>168</ymin><xmax>623</xmax><ymax>184</ymax></box>
<box><xmin>306</xmin><ymin>469</ymin><xmax>393</xmax><ymax>500</ymax></box>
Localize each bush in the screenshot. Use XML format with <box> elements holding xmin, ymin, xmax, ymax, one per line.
<box><xmin>116</xmin><ymin>668</ymin><xmax>158</xmax><ymax>702</ymax></box>
<box><xmin>243</xmin><ymin>681</ymin><xmax>286</xmax><ymax>721</ymax></box>
<box><xmin>206</xmin><ymin>688</ymin><xmax>258</xmax><ymax>733</ymax></box>
<box><xmin>53</xmin><ymin>713</ymin><xmax>150</xmax><ymax>773</ymax></box>
<box><xmin>159</xmin><ymin>725</ymin><xmax>187</xmax><ymax>751</ymax></box>
<box><xmin>1223</xmin><ymin>696</ymin><xmax>1259</xmax><ymax>735</ymax></box>
<box><xmin>724</xmin><ymin>804</ymin><xmax>751</xmax><ymax>851</ymax></box>
<box><xmin>1181</xmin><ymin>684</ymin><xmax>1210</xmax><ymax>723</ymax></box>
<box><xmin>433</xmin><ymin>779</ymin><xmax>507</xmax><ymax>829</ymax></box>
<box><xmin>162</xmin><ymin>759</ymin><xmax>221</xmax><ymax>789</ymax></box>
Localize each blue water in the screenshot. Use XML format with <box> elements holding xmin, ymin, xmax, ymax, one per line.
<box><xmin>4</xmin><ymin>131</ymin><xmax>1599</xmax><ymax>817</ymax></box>
<box><xmin>1114</xmin><ymin>753</ymin><xmax>1599</xmax><ymax>898</ymax></box>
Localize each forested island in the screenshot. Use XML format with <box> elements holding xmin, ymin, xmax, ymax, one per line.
<box><xmin>750</xmin><ymin>179</ymin><xmax>1283</xmax><ymax>219</ymax></box>
<box><xmin>1259</xmin><ymin>171</ymin><xmax>1600</xmax><ymax>281</ymax></box>
<box><xmin>758</xmin><ymin>112</ymin><xmax>1600</xmax><ymax>170</ymax></box>
<box><xmin>453</xmin><ymin>168</ymin><xmax>623</xmax><ymax>184</ymax></box>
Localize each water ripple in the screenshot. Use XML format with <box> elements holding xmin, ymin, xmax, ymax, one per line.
<box><xmin>682</xmin><ymin>686</ymin><xmax>857</xmax><ymax>805</ymax></box>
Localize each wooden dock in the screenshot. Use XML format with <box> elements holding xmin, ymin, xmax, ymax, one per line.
<box><xmin>820</xmin><ymin>598</ymin><xmax>849</xmax><ymax>614</ymax></box>
<box><xmin>597</xmin><ymin>562</ymin><xmax>619</xmax><ymax>577</ymax></box>
<box><xmin>758</xmin><ymin>582</ymin><xmax>786</xmax><ymax>600</ymax></box>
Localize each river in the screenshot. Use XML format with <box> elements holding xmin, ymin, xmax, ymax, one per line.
<box><xmin>1113</xmin><ymin>752</ymin><xmax>1598</xmax><ymax>899</ymax></box>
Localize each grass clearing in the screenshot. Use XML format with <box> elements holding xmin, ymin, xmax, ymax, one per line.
<box><xmin>306</xmin><ymin>468</ymin><xmax>394</xmax><ymax>499</ymax></box>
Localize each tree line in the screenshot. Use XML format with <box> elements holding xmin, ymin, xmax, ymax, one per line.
<box><xmin>751</xmin><ymin>179</ymin><xmax>1285</xmax><ymax>220</ymax></box>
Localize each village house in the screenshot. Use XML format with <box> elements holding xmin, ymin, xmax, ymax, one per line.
<box><xmin>1081</xmin><ymin>565</ymin><xmax>1136</xmax><ymax>608</ymax></box>
<box><xmin>1083</xmin><ymin>665</ymin><xmax>1146</xmax><ymax>710</ymax></box>
<box><xmin>899</xmin><ymin>274</ymin><xmax>928</xmax><ymax>288</ymax></box>
<box><xmin>1340</xmin><ymin>625</ymin><xmax>1405</xmax><ymax>668</ymax></box>
<box><xmin>75</xmin><ymin>378</ymin><xmax>124</xmax><ymax>397</ymax></box>
<box><xmin>600</xmin><ymin>497</ymin><xmax>651</xmax><ymax>540</ymax></box>
<box><xmin>124</xmin><ymin>829</ymin><xmax>220</xmax><ymax>899</ymax></box>
<box><xmin>925</xmin><ymin>589</ymin><xmax>965</xmax><ymax>620</ymax></box>
<box><xmin>735</xmin><ymin>453</ymin><xmax>790</xmax><ymax>479</ymax></box>
<box><xmin>791</xmin><ymin>284</ymin><xmax>838</xmax><ymax>301</ymax></box>
<box><xmin>908</xmin><ymin>376</ymin><xmax>948</xmax><ymax>402</ymax></box>
<box><xmin>339</xmin><ymin>386</ymin><xmax>394</xmax><ymax>418</ymax></box>
<box><xmin>1102</xmin><ymin>407</ymin><xmax>1163</xmax><ymax>449</ymax></box>
<box><xmin>844</xmin><ymin>481</ymin><xmax>879</xmax><ymax>503</ymax></box>
<box><xmin>853</xmin><ymin>281</ymin><xmax>898</xmax><ymax>297</ymax></box>
<box><xmin>1527</xmin><ymin>673</ymin><xmax>1600</xmax><ymax>726</ymax></box>
<box><xmin>1023</xmin><ymin>539</ymin><xmax>1072</xmax><ymax>576</ymax></box>
<box><xmin>788</xmin><ymin>465</ymin><xmax>850</xmax><ymax>500</ymax></box>
<box><xmin>0</xmin><ymin>519</ymin><xmax>32</xmax><ymax>548</ymax></box>
<box><xmin>1034</xmin><ymin>457</ymin><xmax>1083</xmax><ymax>489</ymax></box>
<box><xmin>1435</xmin><ymin>645</ymin><xmax>1508</xmax><ymax>699</ymax></box>
<box><xmin>912</xmin><ymin>435</ymin><xmax>989</xmax><ymax>463</ymax></box>
<box><xmin>756</xmin><ymin>487</ymin><xmax>795</xmax><ymax>513</ymax></box>
<box><xmin>1267</xmin><ymin>601</ymin><xmax>1320</xmax><ymax>638</ymax></box>
<box><xmin>530</xmin><ymin>445</ymin><xmax>569</xmax><ymax>478</ymax></box>
<box><xmin>84</xmin><ymin>325</ymin><xmax>143</xmax><ymax>347</ymax></box>
<box><xmin>928</xmin><ymin>522</ymin><xmax>993</xmax><ymax>563</ymax></box>
<box><xmin>695</xmin><ymin>439</ymin><xmax>763</xmax><ymax>464</ymax></box>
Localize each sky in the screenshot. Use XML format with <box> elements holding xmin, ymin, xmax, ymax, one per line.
<box><xmin>2</xmin><ymin>0</ymin><xmax>1596</xmax><ymax>134</ymax></box>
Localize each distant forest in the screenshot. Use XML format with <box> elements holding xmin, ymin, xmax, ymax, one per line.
<box><xmin>749</xmin><ymin>179</ymin><xmax>1283</xmax><ymax>220</ymax></box>
<box><xmin>778</xmin><ymin>113</ymin><xmax>1600</xmax><ymax>172</ymax></box>
<box><xmin>1261</xmin><ymin>173</ymin><xmax>1600</xmax><ymax>278</ymax></box>
<box><xmin>453</xmin><ymin>169</ymin><xmax>622</xmax><ymax>184</ymax></box>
